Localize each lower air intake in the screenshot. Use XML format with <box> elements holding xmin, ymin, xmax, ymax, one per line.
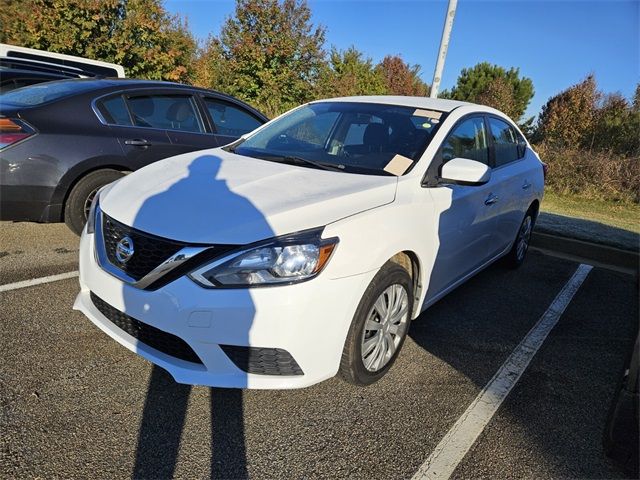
<box><xmin>220</xmin><ymin>345</ymin><xmax>304</xmax><ymax>376</ymax></box>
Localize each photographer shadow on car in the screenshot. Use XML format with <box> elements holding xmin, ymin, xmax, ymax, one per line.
<box><xmin>120</xmin><ymin>154</ymin><xmax>275</xmax><ymax>479</ymax></box>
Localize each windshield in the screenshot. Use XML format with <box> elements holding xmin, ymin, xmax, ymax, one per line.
<box><xmin>0</xmin><ymin>80</ymin><xmax>99</xmax><ymax>107</ymax></box>
<box><xmin>231</xmin><ymin>102</ymin><xmax>445</xmax><ymax>176</ymax></box>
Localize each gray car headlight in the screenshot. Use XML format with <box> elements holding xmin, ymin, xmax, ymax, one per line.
<box><xmin>188</xmin><ymin>230</ymin><xmax>338</xmax><ymax>288</ymax></box>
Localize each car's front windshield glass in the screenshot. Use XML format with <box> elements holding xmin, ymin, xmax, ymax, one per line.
<box><xmin>231</xmin><ymin>102</ymin><xmax>445</xmax><ymax>176</ymax></box>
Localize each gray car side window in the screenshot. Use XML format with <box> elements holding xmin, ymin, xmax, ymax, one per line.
<box><xmin>127</xmin><ymin>95</ymin><xmax>204</xmax><ymax>133</ymax></box>
<box><xmin>204</xmin><ymin>98</ymin><xmax>262</xmax><ymax>137</ymax></box>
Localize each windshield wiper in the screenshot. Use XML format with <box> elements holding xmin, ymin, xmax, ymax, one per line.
<box><xmin>265</xmin><ymin>155</ymin><xmax>346</xmax><ymax>172</ymax></box>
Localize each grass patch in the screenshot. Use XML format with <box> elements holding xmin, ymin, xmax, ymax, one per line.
<box><xmin>541</xmin><ymin>191</ymin><xmax>640</xmax><ymax>233</ymax></box>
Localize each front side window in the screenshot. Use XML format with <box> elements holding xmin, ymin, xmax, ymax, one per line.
<box><xmin>204</xmin><ymin>98</ymin><xmax>262</xmax><ymax>136</ymax></box>
<box><xmin>440</xmin><ymin>117</ymin><xmax>489</xmax><ymax>165</ymax></box>
<box><xmin>488</xmin><ymin>117</ymin><xmax>520</xmax><ymax>167</ymax></box>
<box><xmin>127</xmin><ymin>95</ymin><xmax>204</xmax><ymax>133</ymax></box>
<box><xmin>231</xmin><ymin>102</ymin><xmax>444</xmax><ymax>176</ymax></box>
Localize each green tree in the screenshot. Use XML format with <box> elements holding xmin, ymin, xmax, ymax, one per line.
<box><xmin>375</xmin><ymin>55</ymin><xmax>429</xmax><ymax>96</ymax></box>
<box><xmin>194</xmin><ymin>0</ymin><xmax>326</xmax><ymax>117</ymax></box>
<box><xmin>0</xmin><ymin>0</ymin><xmax>196</xmax><ymax>82</ymax></box>
<box><xmin>318</xmin><ymin>46</ymin><xmax>387</xmax><ymax>98</ymax></box>
<box><xmin>535</xmin><ymin>75</ymin><xmax>599</xmax><ymax>148</ymax></box>
<box><xmin>445</xmin><ymin>62</ymin><xmax>534</xmax><ymax>121</ymax></box>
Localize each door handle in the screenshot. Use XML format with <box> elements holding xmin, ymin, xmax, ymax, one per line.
<box><xmin>522</xmin><ymin>181</ymin><xmax>532</xmax><ymax>190</ymax></box>
<box><xmin>124</xmin><ymin>139</ymin><xmax>152</xmax><ymax>147</ymax></box>
<box><xmin>485</xmin><ymin>194</ymin><xmax>499</xmax><ymax>205</ymax></box>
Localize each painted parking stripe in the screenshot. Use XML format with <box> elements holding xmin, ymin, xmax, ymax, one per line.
<box><xmin>412</xmin><ymin>263</ymin><xmax>593</xmax><ymax>480</ymax></box>
<box><xmin>0</xmin><ymin>271</ymin><xmax>79</xmax><ymax>293</ymax></box>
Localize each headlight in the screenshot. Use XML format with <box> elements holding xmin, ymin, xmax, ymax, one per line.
<box><xmin>85</xmin><ymin>187</ymin><xmax>104</xmax><ymax>235</ymax></box>
<box><xmin>188</xmin><ymin>229</ymin><xmax>338</xmax><ymax>288</ymax></box>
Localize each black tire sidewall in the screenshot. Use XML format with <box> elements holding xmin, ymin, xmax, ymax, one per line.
<box><xmin>507</xmin><ymin>212</ymin><xmax>533</xmax><ymax>268</ymax></box>
<box><xmin>64</xmin><ymin>169</ymin><xmax>123</xmax><ymax>236</ymax></box>
<box><xmin>340</xmin><ymin>262</ymin><xmax>414</xmax><ymax>386</ymax></box>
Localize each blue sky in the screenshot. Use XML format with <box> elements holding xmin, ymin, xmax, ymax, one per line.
<box><xmin>165</xmin><ymin>0</ymin><xmax>639</xmax><ymax>118</ymax></box>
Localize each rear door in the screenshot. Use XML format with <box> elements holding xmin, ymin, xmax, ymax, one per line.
<box><xmin>95</xmin><ymin>93</ymin><xmax>176</xmax><ymax>169</ymax></box>
<box><xmin>200</xmin><ymin>96</ymin><xmax>265</xmax><ymax>146</ymax></box>
<box><xmin>485</xmin><ymin>116</ymin><xmax>534</xmax><ymax>255</ymax></box>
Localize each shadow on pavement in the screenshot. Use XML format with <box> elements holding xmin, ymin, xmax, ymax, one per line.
<box><xmin>537</xmin><ymin>212</ymin><xmax>639</xmax><ymax>252</ymax></box>
<box><xmin>133</xmin><ymin>367</ymin><xmax>248</xmax><ymax>479</ymax></box>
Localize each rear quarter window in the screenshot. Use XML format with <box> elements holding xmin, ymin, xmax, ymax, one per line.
<box><xmin>97</xmin><ymin>96</ymin><xmax>133</xmax><ymax>126</ymax></box>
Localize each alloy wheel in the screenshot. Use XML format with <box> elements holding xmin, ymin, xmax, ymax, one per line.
<box><xmin>516</xmin><ymin>216</ymin><xmax>533</xmax><ymax>261</ymax></box>
<box><xmin>361</xmin><ymin>284</ymin><xmax>409</xmax><ymax>372</ymax></box>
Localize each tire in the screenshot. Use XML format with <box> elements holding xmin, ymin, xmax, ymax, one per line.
<box><xmin>504</xmin><ymin>210</ymin><xmax>534</xmax><ymax>269</ymax></box>
<box><xmin>339</xmin><ymin>262</ymin><xmax>413</xmax><ymax>386</ymax></box>
<box><xmin>64</xmin><ymin>169</ymin><xmax>124</xmax><ymax>236</ymax></box>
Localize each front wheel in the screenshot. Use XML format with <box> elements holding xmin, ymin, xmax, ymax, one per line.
<box><xmin>339</xmin><ymin>262</ymin><xmax>413</xmax><ymax>386</ymax></box>
<box><xmin>505</xmin><ymin>211</ymin><xmax>534</xmax><ymax>268</ymax></box>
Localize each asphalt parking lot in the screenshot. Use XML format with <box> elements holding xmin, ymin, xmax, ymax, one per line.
<box><xmin>1</xmin><ymin>221</ymin><xmax>638</xmax><ymax>479</ymax></box>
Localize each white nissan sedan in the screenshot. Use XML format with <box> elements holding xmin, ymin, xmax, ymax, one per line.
<box><xmin>75</xmin><ymin>96</ymin><xmax>544</xmax><ymax>389</ymax></box>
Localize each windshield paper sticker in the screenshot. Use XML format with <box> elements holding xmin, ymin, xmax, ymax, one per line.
<box><xmin>384</xmin><ymin>154</ymin><xmax>414</xmax><ymax>176</ymax></box>
<box><xmin>413</xmin><ymin>109</ymin><xmax>442</xmax><ymax>119</ymax></box>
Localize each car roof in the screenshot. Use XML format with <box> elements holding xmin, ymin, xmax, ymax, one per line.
<box><xmin>312</xmin><ymin>95</ymin><xmax>473</xmax><ymax>112</ymax></box>
<box><xmin>30</xmin><ymin>77</ymin><xmax>182</xmax><ymax>90</ymax></box>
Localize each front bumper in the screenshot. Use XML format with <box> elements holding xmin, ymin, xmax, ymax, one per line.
<box><xmin>74</xmin><ymin>231</ymin><xmax>376</xmax><ymax>389</ymax></box>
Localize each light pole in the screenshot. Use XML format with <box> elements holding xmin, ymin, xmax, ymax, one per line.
<box><xmin>430</xmin><ymin>0</ymin><xmax>458</xmax><ymax>98</ymax></box>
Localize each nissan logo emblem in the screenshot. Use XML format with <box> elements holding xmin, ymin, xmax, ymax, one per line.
<box><xmin>115</xmin><ymin>236</ymin><xmax>134</xmax><ymax>264</ymax></box>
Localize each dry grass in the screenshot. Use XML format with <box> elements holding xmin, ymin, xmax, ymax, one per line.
<box><xmin>535</xmin><ymin>142</ymin><xmax>640</xmax><ymax>204</ymax></box>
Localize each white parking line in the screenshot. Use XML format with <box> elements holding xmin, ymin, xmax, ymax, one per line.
<box><xmin>0</xmin><ymin>271</ymin><xmax>79</xmax><ymax>293</ymax></box>
<box><xmin>412</xmin><ymin>263</ymin><xmax>593</xmax><ymax>480</ymax></box>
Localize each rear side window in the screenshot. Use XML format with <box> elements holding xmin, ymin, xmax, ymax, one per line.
<box><xmin>204</xmin><ymin>98</ymin><xmax>262</xmax><ymax>136</ymax></box>
<box><xmin>488</xmin><ymin>117</ymin><xmax>520</xmax><ymax>167</ymax></box>
<box><xmin>440</xmin><ymin>117</ymin><xmax>489</xmax><ymax>165</ymax></box>
<box><xmin>98</xmin><ymin>96</ymin><xmax>132</xmax><ymax>126</ymax></box>
<box><xmin>128</xmin><ymin>95</ymin><xmax>204</xmax><ymax>133</ymax></box>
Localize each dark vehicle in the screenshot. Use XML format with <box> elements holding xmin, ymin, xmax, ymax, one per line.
<box><xmin>0</xmin><ymin>65</ymin><xmax>81</xmax><ymax>94</ymax></box>
<box><xmin>0</xmin><ymin>54</ymin><xmax>116</xmax><ymax>93</ymax></box>
<box><xmin>603</xmin><ymin>333</ymin><xmax>639</xmax><ymax>476</ymax></box>
<box><xmin>0</xmin><ymin>56</ymin><xmax>100</xmax><ymax>94</ymax></box>
<box><xmin>0</xmin><ymin>78</ymin><xmax>268</xmax><ymax>234</ymax></box>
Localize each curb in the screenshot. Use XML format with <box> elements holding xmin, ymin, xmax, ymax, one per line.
<box><xmin>531</xmin><ymin>232</ymin><xmax>639</xmax><ymax>272</ymax></box>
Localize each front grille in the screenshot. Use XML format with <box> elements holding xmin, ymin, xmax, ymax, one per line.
<box><xmin>102</xmin><ymin>213</ymin><xmax>185</xmax><ymax>281</ymax></box>
<box><xmin>220</xmin><ymin>345</ymin><xmax>304</xmax><ymax>376</ymax></box>
<box><xmin>90</xmin><ymin>292</ymin><xmax>202</xmax><ymax>364</ymax></box>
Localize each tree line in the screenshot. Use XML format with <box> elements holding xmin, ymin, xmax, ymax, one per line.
<box><xmin>2</xmin><ymin>0</ymin><xmax>637</xmax><ymax>202</ymax></box>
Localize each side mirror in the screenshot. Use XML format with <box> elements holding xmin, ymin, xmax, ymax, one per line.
<box><xmin>440</xmin><ymin>157</ymin><xmax>491</xmax><ymax>186</ymax></box>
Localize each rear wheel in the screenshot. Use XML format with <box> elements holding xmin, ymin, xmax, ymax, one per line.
<box><xmin>339</xmin><ymin>262</ymin><xmax>413</xmax><ymax>386</ymax></box>
<box><xmin>64</xmin><ymin>169</ymin><xmax>124</xmax><ymax>236</ymax></box>
<box><xmin>505</xmin><ymin>211</ymin><xmax>534</xmax><ymax>268</ymax></box>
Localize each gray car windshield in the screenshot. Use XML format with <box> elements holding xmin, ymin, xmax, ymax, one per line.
<box><xmin>231</xmin><ymin>102</ymin><xmax>445</xmax><ymax>176</ymax></box>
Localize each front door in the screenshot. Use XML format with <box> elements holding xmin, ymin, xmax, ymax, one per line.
<box><xmin>424</xmin><ymin>116</ymin><xmax>500</xmax><ymax>301</ymax></box>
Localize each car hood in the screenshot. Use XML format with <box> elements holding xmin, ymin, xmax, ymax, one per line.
<box><xmin>100</xmin><ymin>148</ymin><xmax>397</xmax><ymax>244</ymax></box>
